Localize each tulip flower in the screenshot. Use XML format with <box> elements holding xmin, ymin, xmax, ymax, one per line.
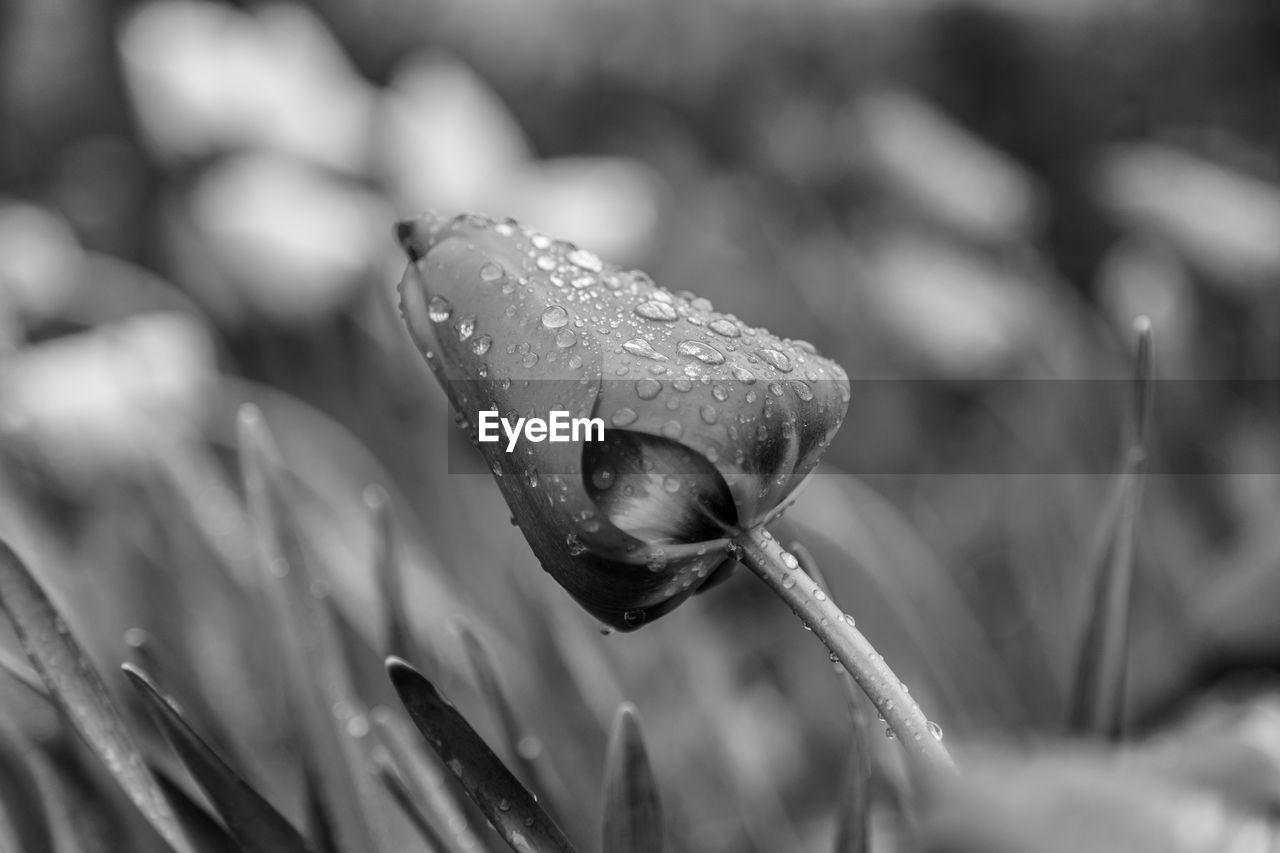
<box><xmin>396</xmin><ymin>211</ymin><xmax>953</xmax><ymax>768</ymax></box>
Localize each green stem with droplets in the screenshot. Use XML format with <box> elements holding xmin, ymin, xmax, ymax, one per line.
<box><xmin>735</xmin><ymin>527</ymin><xmax>955</xmax><ymax>773</ymax></box>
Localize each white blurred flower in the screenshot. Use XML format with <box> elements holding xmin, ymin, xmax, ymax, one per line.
<box><xmin>377</xmin><ymin>52</ymin><xmax>664</xmax><ymax>262</ymax></box>
<box><xmin>865</xmin><ymin>232</ymin><xmax>1043</xmax><ymax>377</ymax></box>
<box><xmin>118</xmin><ymin>0</ymin><xmax>374</xmax><ymax>171</ymax></box>
<box><xmin>186</xmin><ymin>152</ymin><xmax>390</xmax><ymax>325</ymax></box>
<box><xmin>0</xmin><ymin>201</ymin><xmax>81</xmax><ymax>325</ymax></box>
<box><xmin>0</xmin><ymin>313</ymin><xmax>215</xmax><ymax>477</ymax></box>
<box><xmin>1098</xmin><ymin>145</ymin><xmax>1280</xmax><ymax>294</ymax></box>
<box><xmin>853</xmin><ymin>89</ymin><xmax>1043</xmax><ymax>241</ymax></box>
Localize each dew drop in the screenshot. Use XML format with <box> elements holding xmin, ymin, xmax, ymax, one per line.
<box><xmin>612</xmin><ymin>408</ymin><xmax>638</xmax><ymax>427</ymax></box>
<box><xmin>455</xmin><ymin>315</ymin><xmax>476</xmax><ymax>341</ymax></box>
<box><xmin>471</xmin><ymin>334</ymin><xmax>492</xmax><ymax>356</ymax></box>
<box><xmin>732</xmin><ymin>366</ymin><xmax>757</xmax><ymax>385</ymax></box>
<box><xmin>567</xmin><ymin>248</ymin><xmax>603</xmax><ymax>272</ymax></box>
<box><xmin>522</xmin><ymin>352</ymin><xmax>539</xmax><ymax>368</ymax></box>
<box><xmin>427</xmin><ymin>295</ymin><xmax>452</xmax><ymax>323</ymax></box>
<box><xmin>479</xmin><ymin>261</ymin><xmax>505</xmax><ymax>283</ymax></box>
<box><xmin>525</xmin><ymin>470</ymin><xmax>539</xmax><ymax>488</ymax></box>
<box><xmin>635</xmin><ymin>378</ymin><xmax>662</xmax><ymax>399</ymax></box>
<box><xmin>709</xmin><ymin>318</ymin><xmax>741</xmax><ymax>338</ymax></box>
<box><xmin>814</xmin><ymin>589</ymin><xmax>827</xmax><ymax>602</ymax></box>
<box><xmin>769</xmin><ymin>381</ymin><xmax>784</xmax><ymax>397</ymax></box>
<box><xmin>567</xmin><ymin>354</ymin><xmax>584</xmax><ymax>370</ymax></box>
<box><xmin>591</xmin><ymin>465</ymin><xmax>616</xmax><ymax>490</ymax></box>
<box><xmin>678</xmin><ymin>340</ymin><xmax>725</xmax><ymax>365</ymax></box>
<box><xmin>672</xmin><ymin>378</ymin><xmax>693</xmax><ymax>392</ymax></box>
<box><xmin>566</xmin><ymin>534</ymin><xmax>586</xmax><ymax>556</ymax></box>
<box><xmin>623</xmin><ymin>610</ymin><xmax>646</xmax><ymax>627</ymax></box>
<box><xmin>885</xmin><ymin>727</ymin><xmax>896</xmax><ymax>740</ymax></box>
<box><xmin>757</xmin><ymin>348</ymin><xmax>793</xmax><ymax>372</ymax></box>
<box><xmin>700</xmin><ymin>404</ymin><xmax>718</xmax><ymax>424</ymax></box>
<box><xmin>555</xmin><ymin>329</ymin><xmax>577</xmax><ymax>348</ymax></box>
<box><xmin>635</xmin><ymin>301</ymin><xmax>678</xmax><ymax>322</ymax></box>
<box><xmin>661</xmin><ymin>420</ymin><xmax>683</xmax><ymax>439</ymax></box>
<box><xmin>541</xmin><ymin>305</ymin><xmax>570</xmax><ymax>329</ymax></box>
<box><xmin>623</xmin><ymin>338</ymin><xmax>667</xmax><ymax>361</ymax></box>
<box><xmin>790</xmin><ymin>379</ymin><xmax>814</xmax><ymax>401</ymax></box>
<box><xmin>663</xmin><ymin>477</ymin><xmax>681</xmax><ymax>494</ymax></box>
<box><xmin>712</xmin><ymin>384</ymin><xmax>729</xmax><ymax>401</ymax></box>
<box><xmin>781</xmin><ymin>552</ymin><xmax>798</xmax><ymax>569</ymax></box>
<box><xmin>928</xmin><ymin>721</ymin><xmax>944</xmax><ymax>742</ymax></box>
<box><xmin>781</xmin><ymin>573</ymin><xmax>796</xmax><ymax>590</ymax></box>
<box><xmin>536</xmin><ymin>255</ymin><xmax>556</xmax><ymax>271</ymax></box>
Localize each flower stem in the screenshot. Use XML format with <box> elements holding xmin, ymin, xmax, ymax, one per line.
<box><xmin>735</xmin><ymin>526</ymin><xmax>955</xmax><ymax>772</ymax></box>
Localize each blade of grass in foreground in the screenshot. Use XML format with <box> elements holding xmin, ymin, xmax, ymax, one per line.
<box><xmin>122</xmin><ymin>664</ymin><xmax>312</xmax><ymax>853</ymax></box>
<box><xmin>0</xmin><ymin>539</ymin><xmax>195</xmax><ymax>853</ymax></box>
<box><xmin>790</xmin><ymin>543</ymin><xmax>871</xmax><ymax>853</ymax></box>
<box><xmin>238</xmin><ymin>405</ymin><xmax>382</xmax><ymax>853</ymax></box>
<box><xmin>372</xmin><ymin>750</ymin><xmax>453</xmax><ymax>853</ymax></box>
<box><xmin>0</xmin><ymin>720</ymin><xmax>55</xmax><ymax>853</ymax></box>
<box><xmin>602</xmin><ymin>704</ymin><xmax>663</xmax><ymax>853</ymax></box>
<box><xmin>1068</xmin><ymin>317</ymin><xmax>1153</xmax><ymax>740</ymax></box>
<box><xmin>387</xmin><ymin>657</ymin><xmax>578</xmax><ymax>853</ymax></box>
<box><xmin>372</xmin><ymin>706</ymin><xmax>486</xmax><ymax>853</ymax></box>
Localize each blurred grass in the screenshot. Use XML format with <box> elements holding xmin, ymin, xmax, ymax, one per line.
<box><xmin>1</xmin><ymin>0</ymin><xmax>1280</xmax><ymax>850</ymax></box>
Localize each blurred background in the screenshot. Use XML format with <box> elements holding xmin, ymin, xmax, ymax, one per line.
<box><xmin>2</xmin><ymin>0</ymin><xmax>1280</xmax><ymax>850</ymax></box>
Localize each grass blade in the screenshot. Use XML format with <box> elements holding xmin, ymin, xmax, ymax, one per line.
<box><xmin>0</xmin><ymin>539</ymin><xmax>194</xmax><ymax>853</ymax></box>
<box><xmin>386</xmin><ymin>657</ymin><xmax>577</xmax><ymax>853</ymax></box>
<box><xmin>366</xmin><ymin>486</ymin><xmax>424</xmax><ymax>666</ymax></box>
<box><xmin>1068</xmin><ymin>317</ymin><xmax>1153</xmax><ymax>739</ymax></box>
<box><xmin>237</xmin><ymin>405</ymin><xmax>382</xmax><ymax>853</ymax></box>
<box><xmin>0</xmin><ymin>721</ymin><xmax>56</xmax><ymax>853</ymax></box>
<box><xmin>372</xmin><ymin>706</ymin><xmax>485</xmax><ymax>853</ymax></box>
<box><xmin>122</xmin><ymin>663</ymin><xmax>312</xmax><ymax>853</ymax></box>
<box><xmin>602</xmin><ymin>704</ymin><xmax>663</xmax><ymax>853</ymax></box>
<box><xmin>372</xmin><ymin>751</ymin><xmax>451</xmax><ymax>853</ymax></box>
<box><xmin>790</xmin><ymin>543</ymin><xmax>872</xmax><ymax>853</ymax></box>
<box><xmin>452</xmin><ymin>616</ymin><xmax>570</xmax><ymax>815</ymax></box>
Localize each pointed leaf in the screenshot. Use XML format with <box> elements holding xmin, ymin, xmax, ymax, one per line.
<box><xmin>122</xmin><ymin>664</ymin><xmax>311</xmax><ymax>853</ymax></box>
<box><xmin>0</xmin><ymin>721</ymin><xmax>56</xmax><ymax>853</ymax></box>
<box><xmin>372</xmin><ymin>706</ymin><xmax>485</xmax><ymax>853</ymax></box>
<box><xmin>372</xmin><ymin>751</ymin><xmax>452</xmax><ymax>853</ymax></box>
<box><xmin>1069</xmin><ymin>318</ymin><xmax>1153</xmax><ymax>739</ymax></box>
<box><xmin>387</xmin><ymin>657</ymin><xmax>577</xmax><ymax>853</ymax></box>
<box><xmin>602</xmin><ymin>704</ymin><xmax>663</xmax><ymax>853</ymax></box>
<box><xmin>0</xmin><ymin>539</ymin><xmax>194</xmax><ymax>853</ymax></box>
<box><xmin>237</xmin><ymin>405</ymin><xmax>381</xmax><ymax>853</ymax></box>
<box><xmin>366</xmin><ymin>485</ymin><xmax>423</xmax><ymax>666</ymax></box>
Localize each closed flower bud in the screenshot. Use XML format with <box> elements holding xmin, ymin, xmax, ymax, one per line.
<box><xmin>396</xmin><ymin>212</ymin><xmax>850</xmax><ymax>630</ymax></box>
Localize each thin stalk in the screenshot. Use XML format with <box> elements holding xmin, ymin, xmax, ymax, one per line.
<box><xmin>735</xmin><ymin>527</ymin><xmax>954</xmax><ymax>772</ymax></box>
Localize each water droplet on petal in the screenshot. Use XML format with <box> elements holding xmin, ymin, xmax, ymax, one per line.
<box><xmin>536</xmin><ymin>255</ymin><xmax>556</xmax><ymax>271</ymax></box>
<box><xmin>732</xmin><ymin>366</ymin><xmax>757</xmax><ymax>385</ymax></box>
<box><xmin>663</xmin><ymin>477</ymin><xmax>681</xmax><ymax>494</ymax></box>
<box><xmin>456</xmin><ymin>316</ymin><xmax>476</xmax><ymax>341</ymax></box>
<box><xmin>678</xmin><ymin>340</ymin><xmax>725</xmax><ymax>364</ymax></box>
<box><xmin>769</xmin><ymin>381</ymin><xmax>784</xmax><ymax>397</ymax></box>
<box><xmin>700</xmin><ymin>405</ymin><xmax>718</xmax><ymax>424</ymax></box>
<box><xmin>567</xmin><ymin>354</ymin><xmax>584</xmax><ymax>369</ymax></box>
<box><xmin>612</xmin><ymin>408</ymin><xmax>638</xmax><ymax>426</ymax></box>
<box><xmin>623</xmin><ymin>338</ymin><xmax>667</xmax><ymax>361</ymax></box>
<box><xmin>471</xmin><ymin>335</ymin><xmax>492</xmax><ymax>355</ymax></box>
<box><xmin>928</xmin><ymin>721</ymin><xmax>944</xmax><ymax>742</ymax></box>
<box><xmin>885</xmin><ymin>727</ymin><xmax>896</xmax><ymax>739</ymax></box>
<box><xmin>635</xmin><ymin>301</ymin><xmax>678</xmax><ymax>321</ymax></box>
<box><xmin>781</xmin><ymin>573</ymin><xmax>796</xmax><ymax>589</ymax></box>
<box><xmin>781</xmin><ymin>552</ymin><xmax>798</xmax><ymax>569</ymax></box>
<box><xmin>757</xmin><ymin>348</ymin><xmax>793</xmax><ymax>372</ymax></box>
<box><xmin>479</xmin><ymin>262</ymin><xmax>505</xmax><ymax>283</ymax></box>
<box><xmin>661</xmin><ymin>420</ymin><xmax>682</xmax><ymax>439</ymax></box>
<box><xmin>635</xmin><ymin>378</ymin><xmax>662</xmax><ymax>399</ymax></box>
<box><xmin>555</xmin><ymin>329</ymin><xmax>577</xmax><ymax>348</ymax></box>
<box><xmin>790</xmin><ymin>379</ymin><xmax>814</xmax><ymax>401</ymax></box>
<box><xmin>566</xmin><ymin>534</ymin><xmax>586</xmax><ymax>556</ymax></box>
<box><xmin>427</xmin><ymin>295</ymin><xmax>452</xmax><ymax>323</ymax></box>
<box><xmin>590</xmin><ymin>465</ymin><xmax>615</xmax><ymax>490</ymax></box>
<box><xmin>623</xmin><ymin>609</ymin><xmax>646</xmax><ymax>627</ymax></box>
<box><xmin>567</xmin><ymin>248</ymin><xmax>603</xmax><ymax>272</ymax></box>
<box><xmin>712</xmin><ymin>384</ymin><xmax>730</xmax><ymax>401</ymax></box>
<box><xmin>541</xmin><ymin>305</ymin><xmax>570</xmax><ymax>328</ymax></box>
<box><xmin>709</xmin><ymin>318</ymin><xmax>741</xmax><ymax>338</ymax></box>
